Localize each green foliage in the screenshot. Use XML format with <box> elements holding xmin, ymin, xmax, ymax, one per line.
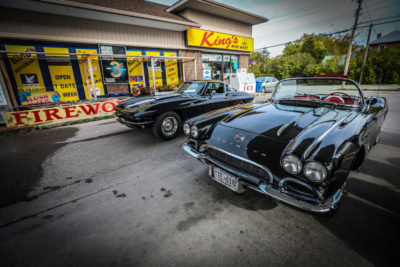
<box><xmin>266</xmin><ymin>53</ymin><xmax>315</xmax><ymax>79</ymax></box>
<box><xmin>250</xmin><ymin>32</ymin><xmax>400</xmax><ymax>84</ymax></box>
<box><xmin>249</xmin><ymin>49</ymin><xmax>270</xmax><ymax>77</ymax></box>
<box><xmin>393</xmin><ymin>72</ymin><xmax>399</xmax><ymax>84</ymax></box>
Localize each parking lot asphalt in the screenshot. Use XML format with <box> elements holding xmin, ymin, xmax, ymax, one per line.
<box><xmin>0</xmin><ymin>92</ymin><xmax>399</xmax><ymax>267</ymax></box>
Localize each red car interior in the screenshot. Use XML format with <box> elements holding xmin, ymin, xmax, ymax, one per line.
<box><xmin>290</xmin><ymin>91</ymin><xmax>359</xmax><ymax>105</ymax></box>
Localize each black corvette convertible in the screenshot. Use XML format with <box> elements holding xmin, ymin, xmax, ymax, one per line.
<box><xmin>182</xmin><ymin>77</ymin><xmax>388</xmax><ymax>214</ymax></box>
<box><xmin>114</xmin><ymin>80</ymin><xmax>253</xmax><ymax>140</ymax></box>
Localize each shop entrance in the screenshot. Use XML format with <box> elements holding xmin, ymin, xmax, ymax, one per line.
<box><xmin>202</xmin><ymin>54</ymin><xmax>238</xmax><ymax>81</ymax></box>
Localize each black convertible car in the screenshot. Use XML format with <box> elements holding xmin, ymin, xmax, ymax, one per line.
<box><xmin>182</xmin><ymin>77</ymin><xmax>388</xmax><ymax>214</ymax></box>
<box><xmin>114</xmin><ymin>80</ymin><xmax>253</xmax><ymax>140</ymax></box>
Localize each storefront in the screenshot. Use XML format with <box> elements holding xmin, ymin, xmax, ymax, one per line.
<box><xmin>0</xmin><ymin>0</ymin><xmax>268</xmax><ymax>108</ymax></box>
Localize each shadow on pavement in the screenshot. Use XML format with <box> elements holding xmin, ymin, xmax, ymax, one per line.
<box><xmin>0</xmin><ymin>127</ymin><xmax>78</xmax><ymax>207</ymax></box>
<box><xmin>316</xmin><ymin>166</ymin><xmax>400</xmax><ymax>266</ymax></box>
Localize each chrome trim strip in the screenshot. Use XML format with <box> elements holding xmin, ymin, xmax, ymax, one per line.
<box><xmin>181</xmin><ymin>143</ymin><xmax>206</xmax><ymax>159</ymax></box>
<box><xmin>116</xmin><ymin>117</ymin><xmax>153</xmax><ymax>126</ymax></box>
<box><xmin>203</xmin><ymin>144</ymin><xmax>274</xmax><ymax>184</ymax></box>
<box><xmin>278</xmin><ymin>177</ymin><xmax>324</xmax><ymax>200</ymax></box>
<box><xmin>252</xmin><ymin>182</ymin><xmax>334</xmax><ymax>213</ymax></box>
<box><xmin>302</xmin><ymin>113</ymin><xmax>352</xmax><ymax>159</ymax></box>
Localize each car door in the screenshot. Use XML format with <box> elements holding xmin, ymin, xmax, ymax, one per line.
<box><xmin>199</xmin><ymin>82</ymin><xmax>227</xmax><ymax>112</ymax></box>
<box><xmin>265</xmin><ymin>78</ymin><xmax>274</xmax><ymax>89</ymax></box>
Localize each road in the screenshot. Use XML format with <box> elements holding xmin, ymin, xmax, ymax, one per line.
<box><xmin>0</xmin><ymin>92</ymin><xmax>399</xmax><ymax>267</ymax></box>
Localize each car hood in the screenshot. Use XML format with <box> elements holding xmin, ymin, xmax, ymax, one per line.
<box><xmin>205</xmin><ymin>102</ymin><xmax>360</xmax><ymax>171</ymax></box>
<box><xmin>117</xmin><ymin>93</ymin><xmax>188</xmax><ymax>108</ymax></box>
<box><xmin>219</xmin><ymin>102</ymin><xmax>354</xmax><ymax>142</ymax></box>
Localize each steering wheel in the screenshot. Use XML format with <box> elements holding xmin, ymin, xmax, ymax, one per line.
<box><xmin>324</xmin><ymin>91</ymin><xmax>354</xmax><ymax>104</ymax></box>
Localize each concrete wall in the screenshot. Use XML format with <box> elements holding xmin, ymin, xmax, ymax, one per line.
<box><xmin>180</xmin><ymin>9</ymin><xmax>252</xmax><ymax>37</ymax></box>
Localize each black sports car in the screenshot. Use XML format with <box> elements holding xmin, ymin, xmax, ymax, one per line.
<box><xmin>114</xmin><ymin>80</ymin><xmax>253</xmax><ymax>140</ymax></box>
<box><xmin>182</xmin><ymin>77</ymin><xmax>388</xmax><ymax>214</ymax></box>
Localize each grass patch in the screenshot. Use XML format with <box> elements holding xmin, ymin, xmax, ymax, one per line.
<box><xmin>0</xmin><ymin>115</ymin><xmax>115</xmax><ymax>136</ymax></box>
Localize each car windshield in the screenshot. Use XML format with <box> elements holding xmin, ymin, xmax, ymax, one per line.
<box><xmin>177</xmin><ymin>81</ymin><xmax>207</xmax><ymax>95</ymax></box>
<box><xmin>256</xmin><ymin>77</ymin><xmax>266</xmax><ymax>83</ymax></box>
<box><xmin>272</xmin><ymin>78</ymin><xmax>363</xmax><ymax>107</ymax></box>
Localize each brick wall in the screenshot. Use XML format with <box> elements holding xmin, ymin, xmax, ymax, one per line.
<box><xmin>178</xmin><ymin>50</ymin><xmax>203</xmax><ymax>81</ymax></box>
<box><xmin>370</xmin><ymin>42</ymin><xmax>400</xmax><ymax>57</ymax></box>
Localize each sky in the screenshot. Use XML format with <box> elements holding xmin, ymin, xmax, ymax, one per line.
<box><xmin>149</xmin><ymin>0</ymin><xmax>400</xmax><ymax>57</ymax></box>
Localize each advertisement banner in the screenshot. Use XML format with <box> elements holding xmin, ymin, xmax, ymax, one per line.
<box><xmin>20</xmin><ymin>91</ymin><xmax>60</xmax><ymax>105</ymax></box>
<box><xmin>75</xmin><ymin>48</ymin><xmax>105</xmax><ymax>98</ymax></box>
<box><xmin>163</xmin><ymin>51</ymin><xmax>179</xmax><ymax>87</ymax></box>
<box><xmin>127</xmin><ymin>50</ymin><xmax>145</xmax><ymax>89</ymax></box>
<box><xmin>43</xmin><ymin>46</ymin><xmax>80</xmax><ymax>102</ymax></box>
<box><xmin>145</xmin><ymin>51</ymin><xmax>163</xmax><ymax>88</ymax></box>
<box><xmin>186</xmin><ymin>28</ymin><xmax>253</xmax><ymax>52</ymax></box>
<box><xmin>4</xmin><ymin>44</ymin><xmax>47</xmax><ymax>94</ymax></box>
<box><xmin>99</xmin><ymin>45</ymin><xmax>128</xmax><ymax>84</ymax></box>
<box><xmin>2</xmin><ymin>100</ymin><xmax>124</xmax><ymax>128</ymax></box>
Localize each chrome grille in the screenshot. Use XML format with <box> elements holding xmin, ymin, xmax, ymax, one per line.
<box><xmin>207</xmin><ymin>147</ymin><xmax>270</xmax><ymax>180</ymax></box>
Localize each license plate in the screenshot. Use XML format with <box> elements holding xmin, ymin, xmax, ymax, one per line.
<box><xmin>212</xmin><ymin>167</ymin><xmax>239</xmax><ymax>192</ymax></box>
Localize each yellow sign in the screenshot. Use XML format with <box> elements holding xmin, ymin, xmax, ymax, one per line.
<box><xmin>127</xmin><ymin>50</ymin><xmax>145</xmax><ymax>90</ymax></box>
<box><xmin>43</xmin><ymin>47</ymin><xmax>79</xmax><ymax>102</ymax></box>
<box><xmin>145</xmin><ymin>51</ymin><xmax>163</xmax><ymax>88</ymax></box>
<box><xmin>186</xmin><ymin>28</ymin><xmax>253</xmax><ymax>52</ymax></box>
<box><xmin>2</xmin><ymin>100</ymin><xmax>124</xmax><ymax>128</ymax></box>
<box><xmin>164</xmin><ymin>52</ymin><xmax>179</xmax><ymax>87</ymax></box>
<box><xmin>4</xmin><ymin>44</ymin><xmax>47</xmax><ymax>93</ymax></box>
<box><xmin>20</xmin><ymin>91</ymin><xmax>60</xmax><ymax>105</ymax></box>
<box><xmin>75</xmin><ymin>48</ymin><xmax>105</xmax><ymax>98</ymax></box>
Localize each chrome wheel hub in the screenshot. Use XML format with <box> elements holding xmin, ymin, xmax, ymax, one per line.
<box><xmin>161</xmin><ymin>117</ymin><xmax>178</xmax><ymax>136</ymax></box>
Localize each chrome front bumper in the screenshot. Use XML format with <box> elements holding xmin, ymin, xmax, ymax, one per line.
<box><xmin>182</xmin><ymin>143</ymin><xmax>343</xmax><ymax>213</ymax></box>
<box><xmin>116</xmin><ymin>116</ymin><xmax>153</xmax><ymax>128</ymax></box>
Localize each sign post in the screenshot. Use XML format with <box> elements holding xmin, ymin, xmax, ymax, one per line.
<box><xmin>194</xmin><ymin>59</ymin><xmax>197</xmax><ymax>80</ymax></box>
<box><xmin>87</xmin><ymin>56</ymin><xmax>97</xmax><ymax>101</ymax></box>
<box><xmin>151</xmin><ymin>57</ymin><xmax>156</xmax><ymax>95</ymax></box>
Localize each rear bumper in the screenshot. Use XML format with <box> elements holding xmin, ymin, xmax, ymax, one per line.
<box><xmin>182</xmin><ymin>143</ymin><xmax>343</xmax><ymax>213</ymax></box>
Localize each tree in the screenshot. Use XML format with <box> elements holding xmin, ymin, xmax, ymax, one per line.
<box><xmin>249</xmin><ymin>48</ymin><xmax>270</xmax><ymax>77</ymax></box>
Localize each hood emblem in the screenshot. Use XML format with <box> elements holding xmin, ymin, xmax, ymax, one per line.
<box><xmin>234</xmin><ymin>134</ymin><xmax>245</xmax><ymax>143</ymax></box>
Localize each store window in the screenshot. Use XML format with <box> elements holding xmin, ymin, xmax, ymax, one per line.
<box><xmin>202</xmin><ymin>53</ymin><xmax>239</xmax><ymax>81</ymax></box>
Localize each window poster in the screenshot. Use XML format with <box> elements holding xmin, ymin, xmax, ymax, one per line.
<box><xmin>99</xmin><ymin>45</ymin><xmax>128</xmax><ymax>84</ymax></box>
<box><xmin>126</xmin><ymin>50</ymin><xmax>145</xmax><ymax>89</ymax></box>
<box><xmin>43</xmin><ymin>46</ymin><xmax>80</xmax><ymax>102</ymax></box>
<box><xmin>145</xmin><ymin>51</ymin><xmax>163</xmax><ymax>88</ymax></box>
<box><xmin>163</xmin><ymin>51</ymin><xmax>179</xmax><ymax>87</ymax></box>
<box><xmin>201</xmin><ymin>53</ymin><xmax>222</xmax><ymax>62</ymax></box>
<box><xmin>4</xmin><ymin>44</ymin><xmax>47</xmax><ymax>96</ymax></box>
<box><xmin>75</xmin><ymin>48</ymin><xmax>105</xmax><ymax>98</ymax></box>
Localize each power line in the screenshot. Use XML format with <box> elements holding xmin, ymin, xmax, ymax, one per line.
<box><xmin>362</xmin><ymin>0</ymin><xmax>378</xmax><ymax>36</ymax></box>
<box><xmin>254</xmin><ymin>18</ymin><xmax>400</xmax><ymax>50</ymax></box>
<box><xmin>358</xmin><ymin>14</ymin><xmax>400</xmax><ymax>25</ymax></box>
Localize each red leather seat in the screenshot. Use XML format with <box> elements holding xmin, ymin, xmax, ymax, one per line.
<box><xmin>324</xmin><ymin>96</ymin><xmax>345</xmax><ymax>104</ymax></box>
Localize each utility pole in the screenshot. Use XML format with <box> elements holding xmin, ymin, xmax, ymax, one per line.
<box><xmin>343</xmin><ymin>0</ymin><xmax>363</xmax><ymax>78</ymax></box>
<box><xmin>359</xmin><ymin>24</ymin><xmax>372</xmax><ymax>84</ymax></box>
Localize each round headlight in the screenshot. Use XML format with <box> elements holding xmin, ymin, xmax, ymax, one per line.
<box><xmin>304</xmin><ymin>162</ymin><xmax>328</xmax><ymax>182</ymax></box>
<box><xmin>282</xmin><ymin>154</ymin><xmax>302</xmax><ymax>174</ymax></box>
<box><xmin>190</xmin><ymin>125</ymin><xmax>199</xmax><ymax>138</ymax></box>
<box><xmin>183</xmin><ymin>123</ymin><xmax>191</xmax><ymax>135</ymax></box>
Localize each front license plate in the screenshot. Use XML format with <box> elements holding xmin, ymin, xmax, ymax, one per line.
<box><xmin>212</xmin><ymin>167</ymin><xmax>239</xmax><ymax>192</ymax></box>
